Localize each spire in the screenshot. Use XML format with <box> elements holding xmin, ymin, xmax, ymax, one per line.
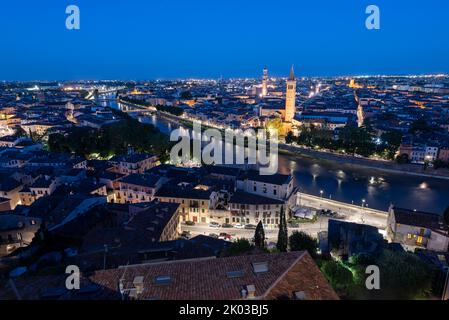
<box><xmin>289</xmin><ymin>65</ymin><xmax>295</xmax><ymax>81</ymax></box>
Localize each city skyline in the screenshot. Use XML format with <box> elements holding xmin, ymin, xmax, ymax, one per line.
<box><xmin>1</xmin><ymin>0</ymin><xmax>448</xmax><ymax>80</ymax></box>
<box><xmin>1</xmin><ymin>1</ymin><xmax>449</xmax><ymax>305</ymax></box>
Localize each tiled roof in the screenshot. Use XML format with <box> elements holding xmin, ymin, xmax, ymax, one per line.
<box><xmin>230</xmin><ymin>192</ymin><xmax>284</xmax><ymax>205</ymax></box>
<box><xmin>238</xmin><ymin>170</ymin><xmax>292</xmax><ymax>185</ymax></box>
<box><xmin>81</xmin><ymin>202</ymin><xmax>180</xmax><ymax>252</ymax></box>
<box><xmin>0</xmin><ymin>251</ymin><xmax>338</xmax><ymax>300</ymax></box>
<box><xmin>110</xmin><ymin>153</ymin><xmax>157</xmax><ymax>164</ymax></box>
<box><xmin>119</xmin><ymin>174</ymin><xmax>161</xmax><ymax>188</ymax></box>
<box><xmin>392</xmin><ymin>207</ymin><xmax>448</xmax><ymax>233</ymax></box>
<box><xmin>155</xmin><ymin>186</ymin><xmax>212</xmax><ymax>200</ymax></box>
<box><xmin>0</xmin><ymin>177</ymin><xmax>21</xmax><ymax>191</ymax></box>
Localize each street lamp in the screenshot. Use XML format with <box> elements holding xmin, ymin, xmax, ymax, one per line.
<box><xmin>320</xmin><ymin>190</ymin><xmax>324</xmax><ymax>198</ymax></box>
<box><xmin>443</xmin><ymin>268</ymin><xmax>449</xmax><ymax>300</ymax></box>
<box><xmin>361</xmin><ymin>199</ymin><xmax>366</xmax><ymax>223</ymax></box>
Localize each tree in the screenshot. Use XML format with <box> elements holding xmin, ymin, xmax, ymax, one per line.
<box><xmin>409</xmin><ymin>118</ymin><xmax>432</xmax><ymax>134</ymax></box>
<box><xmin>289</xmin><ymin>231</ymin><xmax>317</xmax><ymax>257</ymax></box>
<box><xmin>372</xmin><ymin>250</ymin><xmax>433</xmax><ymax>299</ymax></box>
<box><xmin>396</xmin><ymin>153</ymin><xmax>409</xmax><ymax>164</ymax></box>
<box><xmin>433</xmin><ymin>159</ymin><xmax>448</xmax><ymax>170</ymax></box>
<box><xmin>266</xmin><ymin>118</ymin><xmax>284</xmax><ymax>137</ymax></box>
<box><xmin>180</xmin><ymin>91</ymin><xmax>193</xmax><ymax>100</ymax></box>
<box><xmin>321</xmin><ymin>260</ymin><xmax>354</xmax><ymax>292</ymax></box>
<box><xmin>254</xmin><ymin>221</ymin><xmax>266</xmax><ymax>250</ymax></box>
<box><xmin>380</xmin><ymin>130</ymin><xmax>403</xmax><ymax>160</ymax></box>
<box><xmin>277</xmin><ymin>206</ymin><xmax>288</xmax><ymax>252</ymax></box>
<box><xmin>13</xmin><ymin>126</ymin><xmax>28</xmax><ymax>138</ymax></box>
<box><xmin>443</xmin><ymin>206</ymin><xmax>449</xmax><ymax>226</ymax></box>
<box><xmin>221</xmin><ymin>238</ymin><xmax>254</xmax><ymax>257</ymax></box>
<box><xmin>285</xmin><ymin>131</ymin><xmax>294</xmax><ymax>144</ymax></box>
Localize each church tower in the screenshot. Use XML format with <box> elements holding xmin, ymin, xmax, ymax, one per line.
<box><xmin>284</xmin><ymin>65</ymin><xmax>296</xmax><ymax>123</ymax></box>
<box><xmin>262</xmin><ymin>67</ymin><xmax>268</xmax><ymax>97</ymax></box>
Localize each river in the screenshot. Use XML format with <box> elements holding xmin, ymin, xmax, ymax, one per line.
<box><xmin>99</xmin><ymin>94</ymin><xmax>449</xmax><ymax>214</ymax></box>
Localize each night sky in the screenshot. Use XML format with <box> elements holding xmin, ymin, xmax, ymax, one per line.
<box><xmin>1</xmin><ymin>0</ymin><xmax>448</xmax><ymax>80</ymax></box>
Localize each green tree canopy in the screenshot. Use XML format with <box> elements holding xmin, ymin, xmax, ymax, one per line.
<box><xmin>276</xmin><ymin>206</ymin><xmax>288</xmax><ymax>252</ymax></box>
<box><xmin>221</xmin><ymin>238</ymin><xmax>254</xmax><ymax>257</ymax></box>
<box><xmin>285</xmin><ymin>131</ymin><xmax>294</xmax><ymax>144</ymax></box>
<box><xmin>180</xmin><ymin>91</ymin><xmax>193</xmax><ymax>100</ymax></box>
<box><xmin>443</xmin><ymin>206</ymin><xmax>449</xmax><ymax>227</ymax></box>
<box><xmin>48</xmin><ymin>116</ymin><xmax>171</xmax><ymax>160</ymax></box>
<box><xmin>254</xmin><ymin>221</ymin><xmax>266</xmax><ymax>250</ymax></box>
<box><xmin>373</xmin><ymin>250</ymin><xmax>433</xmax><ymax>299</ymax></box>
<box><xmin>289</xmin><ymin>231</ymin><xmax>317</xmax><ymax>257</ymax></box>
<box><xmin>321</xmin><ymin>260</ymin><xmax>354</xmax><ymax>292</ymax></box>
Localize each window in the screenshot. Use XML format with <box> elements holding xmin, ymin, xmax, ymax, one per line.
<box><xmin>226</xmin><ymin>270</ymin><xmax>245</xmax><ymax>279</ymax></box>
<box><xmin>417</xmin><ymin>236</ymin><xmax>424</xmax><ymax>245</ymax></box>
<box><xmin>252</xmin><ymin>262</ymin><xmax>269</xmax><ymax>274</ymax></box>
<box><xmin>154</xmin><ymin>275</ymin><xmax>171</xmax><ymax>285</ymax></box>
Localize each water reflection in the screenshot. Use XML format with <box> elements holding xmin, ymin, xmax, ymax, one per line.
<box><xmin>106</xmin><ymin>96</ymin><xmax>449</xmax><ymax>214</ymax></box>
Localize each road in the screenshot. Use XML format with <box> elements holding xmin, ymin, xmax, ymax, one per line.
<box><xmin>297</xmin><ymin>193</ymin><xmax>388</xmax><ymax>230</ymax></box>
<box><xmin>182</xmin><ymin>219</ymin><xmax>329</xmax><ymax>243</ymax></box>
<box><xmin>182</xmin><ymin>193</ymin><xmax>388</xmax><ymax>242</ymax></box>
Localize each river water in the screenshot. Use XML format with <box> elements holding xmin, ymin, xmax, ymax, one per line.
<box><xmin>100</xmin><ymin>94</ymin><xmax>449</xmax><ymax>214</ymax></box>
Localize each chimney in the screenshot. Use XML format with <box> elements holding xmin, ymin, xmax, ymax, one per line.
<box><xmin>294</xmin><ymin>291</ymin><xmax>306</xmax><ymax>300</ymax></box>
<box><xmin>133</xmin><ymin>276</ymin><xmax>144</xmax><ymax>295</ymax></box>
<box><xmin>240</xmin><ymin>288</ymin><xmax>248</xmax><ymax>299</ymax></box>
<box><xmin>246</xmin><ymin>285</ymin><xmax>256</xmax><ymax>299</ymax></box>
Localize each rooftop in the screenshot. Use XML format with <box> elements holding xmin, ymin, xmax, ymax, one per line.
<box><xmin>0</xmin><ymin>251</ymin><xmax>338</xmax><ymax>300</ymax></box>
<box><xmin>230</xmin><ymin>192</ymin><xmax>284</xmax><ymax>205</ymax></box>
<box><xmin>238</xmin><ymin>170</ymin><xmax>292</xmax><ymax>185</ymax></box>
<box><xmin>391</xmin><ymin>207</ymin><xmax>448</xmax><ymax>234</ymax></box>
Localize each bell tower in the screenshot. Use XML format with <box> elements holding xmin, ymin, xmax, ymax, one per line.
<box><xmin>262</xmin><ymin>67</ymin><xmax>268</xmax><ymax>97</ymax></box>
<box><xmin>284</xmin><ymin>65</ymin><xmax>296</xmax><ymax>123</ymax></box>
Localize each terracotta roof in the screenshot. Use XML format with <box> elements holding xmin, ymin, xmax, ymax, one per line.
<box><xmin>392</xmin><ymin>207</ymin><xmax>448</xmax><ymax>234</ymax></box>
<box><xmin>87</xmin><ymin>251</ymin><xmax>338</xmax><ymax>300</ymax></box>
<box><xmin>230</xmin><ymin>192</ymin><xmax>285</xmax><ymax>205</ymax></box>
<box><xmin>0</xmin><ymin>253</ymin><xmax>338</xmax><ymax>300</ymax></box>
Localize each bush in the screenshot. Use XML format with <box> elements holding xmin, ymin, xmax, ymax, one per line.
<box><xmin>321</xmin><ymin>260</ymin><xmax>354</xmax><ymax>292</ymax></box>
<box><xmin>221</xmin><ymin>238</ymin><xmax>253</xmax><ymax>257</ymax></box>
<box><xmin>289</xmin><ymin>231</ymin><xmax>317</xmax><ymax>257</ymax></box>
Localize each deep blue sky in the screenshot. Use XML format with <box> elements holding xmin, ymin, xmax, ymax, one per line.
<box><xmin>1</xmin><ymin>0</ymin><xmax>448</xmax><ymax>80</ymax></box>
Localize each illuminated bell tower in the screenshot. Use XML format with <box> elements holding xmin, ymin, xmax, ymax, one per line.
<box><xmin>284</xmin><ymin>65</ymin><xmax>296</xmax><ymax>123</ymax></box>
<box><xmin>262</xmin><ymin>67</ymin><xmax>268</xmax><ymax>97</ymax></box>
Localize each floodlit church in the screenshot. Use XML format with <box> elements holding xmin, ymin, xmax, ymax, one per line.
<box><xmin>259</xmin><ymin>66</ymin><xmax>297</xmax><ymax>124</ymax></box>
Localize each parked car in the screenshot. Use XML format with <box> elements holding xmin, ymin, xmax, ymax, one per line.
<box><xmin>219</xmin><ymin>233</ymin><xmax>232</xmax><ymax>241</ymax></box>
<box><xmin>245</xmin><ymin>224</ymin><xmax>257</xmax><ymax>230</ymax></box>
<box><xmin>208</xmin><ymin>233</ymin><xmax>219</xmax><ymax>239</ymax></box>
<box><xmin>234</xmin><ymin>224</ymin><xmax>245</xmax><ymax>229</ymax></box>
<box><xmin>288</xmin><ymin>222</ymin><xmax>300</xmax><ymax>228</ymax></box>
<box><xmin>209</xmin><ymin>222</ymin><xmax>221</xmax><ymax>228</ymax></box>
<box><xmin>222</xmin><ymin>223</ymin><xmax>233</xmax><ymax>228</ymax></box>
<box><xmin>185</xmin><ymin>221</ymin><xmax>195</xmax><ymax>226</ymax></box>
<box><xmin>181</xmin><ymin>231</ymin><xmax>191</xmax><ymax>239</ymax></box>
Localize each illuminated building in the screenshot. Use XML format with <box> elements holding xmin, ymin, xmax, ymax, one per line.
<box><xmin>284</xmin><ymin>66</ymin><xmax>296</xmax><ymax>123</ymax></box>
<box><xmin>262</xmin><ymin>67</ymin><xmax>268</xmax><ymax>97</ymax></box>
